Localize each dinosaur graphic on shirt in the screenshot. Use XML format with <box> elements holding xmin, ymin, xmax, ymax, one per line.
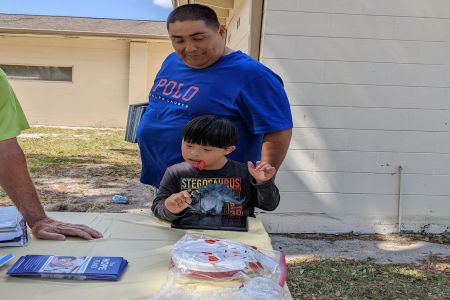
<box><xmin>181</xmin><ymin>178</ymin><xmax>244</xmax><ymax>216</ymax></box>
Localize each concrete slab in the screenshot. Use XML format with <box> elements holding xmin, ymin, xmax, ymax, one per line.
<box><xmin>270</xmin><ymin>234</ymin><xmax>450</xmax><ymax>264</ymax></box>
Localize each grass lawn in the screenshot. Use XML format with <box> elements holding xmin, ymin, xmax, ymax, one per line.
<box><xmin>18</xmin><ymin>126</ymin><xmax>141</xmax><ymax>179</ymax></box>
<box><xmin>287</xmin><ymin>258</ymin><xmax>449</xmax><ymax>299</ymax></box>
<box><xmin>2</xmin><ymin>126</ymin><xmax>449</xmax><ymax>299</ymax></box>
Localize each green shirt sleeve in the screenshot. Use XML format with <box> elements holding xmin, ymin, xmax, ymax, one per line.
<box><xmin>0</xmin><ymin>68</ymin><xmax>30</xmax><ymax>141</ymax></box>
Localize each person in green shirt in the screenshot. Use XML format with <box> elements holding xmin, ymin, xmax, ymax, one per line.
<box><xmin>0</xmin><ymin>68</ymin><xmax>102</xmax><ymax>240</ymax></box>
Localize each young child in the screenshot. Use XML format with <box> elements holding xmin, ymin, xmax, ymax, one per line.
<box><xmin>151</xmin><ymin>115</ymin><xmax>280</xmax><ymax>222</ymax></box>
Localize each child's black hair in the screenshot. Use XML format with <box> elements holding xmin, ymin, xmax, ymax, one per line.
<box><xmin>182</xmin><ymin>115</ymin><xmax>238</xmax><ymax>148</ymax></box>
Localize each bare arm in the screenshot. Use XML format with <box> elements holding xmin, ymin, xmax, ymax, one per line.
<box><xmin>0</xmin><ymin>138</ymin><xmax>46</xmax><ymax>226</ymax></box>
<box><xmin>0</xmin><ymin>138</ymin><xmax>102</xmax><ymax>240</ymax></box>
<box><xmin>261</xmin><ymin>129</ymin><xmax>292</xmax><ymax>171</ymax></box>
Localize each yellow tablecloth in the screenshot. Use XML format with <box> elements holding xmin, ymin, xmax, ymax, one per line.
<box><xmin>0</xmin><ymin>212</ymin><xmax>279</xmax><ymax>300</ymax></box>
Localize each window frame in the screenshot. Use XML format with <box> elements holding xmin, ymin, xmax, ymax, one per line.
<box><xmin>0</xmin><ymin>64</ymin><xmax>74</xmax><ymax>83</ymax></box>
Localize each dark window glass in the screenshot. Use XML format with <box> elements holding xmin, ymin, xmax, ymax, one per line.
<box><xmin>0</xmin><ymin>65</ymin><xmax>72</xmax><ymax>82</ymax></box>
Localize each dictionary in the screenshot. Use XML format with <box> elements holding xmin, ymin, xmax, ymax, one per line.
<box><xmin>7</xmin><ymin>255</ymin><xmax>128</xmax><ymax>281</ymax></box>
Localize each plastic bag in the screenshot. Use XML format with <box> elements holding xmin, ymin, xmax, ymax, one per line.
<box><xmin>236</xmin><ymin>277</ymin><xmax>287</xmax><ymax>299</ymax></box>
<box><xmin>150</xmin><ymin>273</ymin><xmax>291</xmax><ymax>300</ymax></box>
<box><xmin>150</xmin><ymin>233</ymin><xmax>289</xmax><ymax>300</ymax></box>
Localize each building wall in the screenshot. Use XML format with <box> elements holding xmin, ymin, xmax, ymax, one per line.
<box><xmin>226</xmin><ymin>0</ymin><xmax>251</xmax><ymax>53</ymax></box>
<box><xmin>225</xmin><ymin>0</ymin><xmax>263</xmax><ymax>60</ymax></box>
<box><xmin>129</xmin><ymin>42</ymin><xmax>149</xmax><ymax>106</ymax></box>
<box><xmin>146</xmin><ymin>42</ymin><xmax>174</xmax><ymax>98</ymax></box>
<box><xmin>259</xmin><ymin>0</ymin><xmax>450</xmax><ymax>233</ymax></box>
<box><xmin>0</xmin><ymin>35</ymin><xmax>172</xmax><ymax>127</ymax></box>
<box><xmin>128</xmin><ymin>41</ymin><xmax>173</xmax><ymax>105</ymax></box>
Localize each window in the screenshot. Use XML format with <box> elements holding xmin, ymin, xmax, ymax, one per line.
<box><xmin>0</xmin><ymin>64</ymin><xmax>72</xmax><ymax>82</ymax></box>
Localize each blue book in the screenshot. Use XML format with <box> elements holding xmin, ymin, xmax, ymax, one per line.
<box><xmin>0</xmin><ymin>252</ymin><xmax>14</xmax><ymax>268</ymax></box>
<box><xmin>7</xmin><ymin>255</ymin><xmax>128</xmax><ymax>281</ymax></box>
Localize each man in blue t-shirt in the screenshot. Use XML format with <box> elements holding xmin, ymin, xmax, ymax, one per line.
<box><xmin>137</xmin><ymin>4</ymin><xmax>293</xmax><ymax>188</ymax></box>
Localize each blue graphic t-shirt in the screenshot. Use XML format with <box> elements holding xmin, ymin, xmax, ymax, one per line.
<box><xmin>136</xmin><ymin>51</ymin><xmax>292</xmax><ymax>187</ymax></box>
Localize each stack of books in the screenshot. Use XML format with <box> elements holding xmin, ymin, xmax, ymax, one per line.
<box><xmin>125</xmin><ymin>102</ymin><xmax>148</xmax><ymax>143</ymax></box>
<box><xmin>7</xmin><ymin>255</ymin><xmax>128</xmax><ymax>281</ymax></box>
<box><xmin>0</xmin><ymin>206</ymin><xmax>28</xmax><ymax>247</ymax></box>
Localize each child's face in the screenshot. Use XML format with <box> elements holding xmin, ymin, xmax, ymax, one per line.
<box><xmin>181</xmin><ymin>140</ymin><xmax>235</xmax><ymax>170</ymax></box>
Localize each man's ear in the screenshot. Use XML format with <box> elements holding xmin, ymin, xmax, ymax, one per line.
<box><xmin>224</xmin><ymin>145</ymin><xmax>236</xmax><ymax>155</ymax></box>
<box><xmin>219</xmin><ymin>25</ymin><xmax>227</xmax><ymax>39</ymax></box>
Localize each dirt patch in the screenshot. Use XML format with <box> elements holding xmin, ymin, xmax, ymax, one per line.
<box><xmin>1</xmin><ymin>176</ymin><xmax>155</xmax><ymax>215</ymax></box>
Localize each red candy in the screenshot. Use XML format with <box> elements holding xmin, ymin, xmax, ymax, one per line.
<box><xmin>198</xmin><ymin>160</ymin><xmax>205</xmax><ymax>170</ymax></box>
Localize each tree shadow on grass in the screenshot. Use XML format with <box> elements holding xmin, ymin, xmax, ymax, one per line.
<box><xmin>43</xmin><ymin>193</ymin><xmax>108</xmax><ymax>212</ymax></box>
<box><xmin>109</xmin><ymin>148</ymin><xmax>140</xmax><ymax>157</ymax></box>
<box><xmin>26</xmin><ymin>154</ymin><xmax>140</xmax><ymax>179</ymax></box>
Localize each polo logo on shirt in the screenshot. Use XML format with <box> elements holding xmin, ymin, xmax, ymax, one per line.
<box><xmin>152</xmin><ymin>78</ymin><xmax>199</xmax><ymax>102</ymax></box>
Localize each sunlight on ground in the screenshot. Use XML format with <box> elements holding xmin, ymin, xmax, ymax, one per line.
<box><xmin>392</xmin><ymin>266</ymin><xmax>425</xmax><ymax>278</ymax></box>
<box><xmin>376</xmin><ymin>241</ymin><xmax>426</xmax><ymax>252</ymax></box>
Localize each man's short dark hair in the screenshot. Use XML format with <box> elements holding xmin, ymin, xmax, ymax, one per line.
<box><xmin>183</xmin><ymin>115</ymin><xmax>238</xmax><ymax>149</ymax></box>
<box><xmin>167</xmin><ymin>4</ymin><xmax>220</xmax><ymax>30</ymax></box>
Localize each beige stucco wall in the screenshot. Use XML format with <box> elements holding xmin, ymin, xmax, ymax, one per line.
<box><xmin>0</xmin><ymin>35</ymin><xmax>172</xmax><ymax>128</ymax></box>
<box><xmin>146</xmin><ymin>42</ymin><xmax>174</xmax><ymax>99</ymax></box>
<box><xmin>128</xmin><ymin>41</ymin><xmax>173</xmax><ymax>105</ymax></box>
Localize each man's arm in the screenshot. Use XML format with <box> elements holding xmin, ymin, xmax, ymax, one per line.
<box><xmin>261</xmin><ymin>128</ymin><xmax>292</xmax><ymax>171</ymax></box>
<box><xmin>0</xmin><ymin>138</ymin><xmax>102</xmax><ymax>240</ymax></box>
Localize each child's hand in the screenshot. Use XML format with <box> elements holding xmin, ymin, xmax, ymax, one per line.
<box><xmin>164</xmin><ymin>191</ymin><xmax>192</xmax><ymax>214</ymax></box>
<box><xmin>247</xmin><ymin>161</ymin><xmax>276</xmax><ymax>184</ymax></box>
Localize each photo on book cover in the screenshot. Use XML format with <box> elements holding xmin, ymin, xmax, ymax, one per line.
<box><xmin>7</xmin><ymin>255</ymin><xmax>128</xmax><ymax>281</ymax></box>
<box><xmin>43</xmin><ymin>256</ymin><xmax>88</xmax><ymax>274</ymax></box>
